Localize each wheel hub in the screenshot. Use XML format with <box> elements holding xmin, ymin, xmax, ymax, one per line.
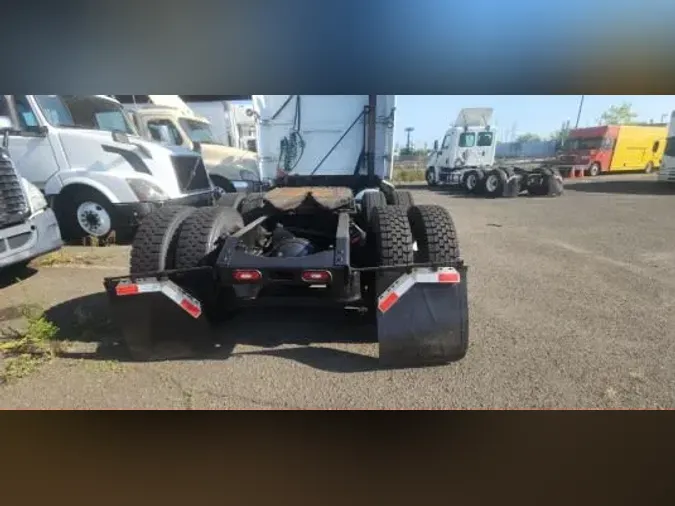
<box><xmin>466</xmin><ymin>174</ymin><xmax>476</xmax><ymax>189</ymax></box>
<box><xmin>77</xmin><ymin>201</ymin><xmax>112</xmax><ymax>237</ymax></box>
<box><xmin>485</xmin><ymin>175</ymin><xmax>499</xmax><ymax>192</ymax></box>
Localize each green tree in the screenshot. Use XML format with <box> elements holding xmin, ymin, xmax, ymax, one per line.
<box><xmin>515</xmin><ymin>133</ymin><xmax>541</xmax><ymax>143</ymax></box>
<box><xmin>598</xmin><ymin>103</ymin><xmax>638</xmax><ymax>125</ymax></box>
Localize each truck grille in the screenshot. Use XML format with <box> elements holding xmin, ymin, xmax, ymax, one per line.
<box><xmin>0</xmin><ymin>154</ymin><xmax>29</xmax><ymax>229</ymax></box>
<box><xmin>171</xmin><ymin>155</ymin><xmax>211</xmax><ymax>193</ymax></box>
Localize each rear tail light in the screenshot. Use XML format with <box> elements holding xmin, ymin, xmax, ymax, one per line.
<box><xmin>116</xmin><ymin>284</ymin><xmax>139</xmax><ymax>296</ymax></box>
<box><xmin>233</xmin><ymin>270</ymin><xmax>263</xmax><ymax>282</ymax></box>
<box><xmin>301</xmin><ymin>270</ymin><xmax>332</xmax><ymax>283</ymax></box>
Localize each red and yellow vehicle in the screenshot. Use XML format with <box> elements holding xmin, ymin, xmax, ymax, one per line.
<box><xmin>556</xmin><ymin>124</ymin><xmax>667</xmax><ymax>176</ymax></box>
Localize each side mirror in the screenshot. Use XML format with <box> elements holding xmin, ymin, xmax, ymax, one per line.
<box><xmin>193</xmin><ymin>141</ymin><xmax>202</xmax><ymax>153</ymax></box>
<box><xmin>0</xmin><ymin>116</ymin><xmax>13</xmax><ymax>133</ymax></box>
<box><xmin>433</xmin><ymin>140</ymin><xmax>439</xmax><ymax>151</ymax></box>
<box><xmin>0</xmin><ymin>116</ymin><xmax>13</xmax><ymax>149</ymax></box>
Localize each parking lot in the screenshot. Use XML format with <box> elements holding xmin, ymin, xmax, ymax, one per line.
<box><xmin>1</xmin><ymin>174</ymin><xmax>674</xmax><ymax>409</ymax></box>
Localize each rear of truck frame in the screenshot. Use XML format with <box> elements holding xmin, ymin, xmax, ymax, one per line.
<box><xmin>458</xmin><ymin>165</ymin><xmax>564</xmax><ymax>198</ymax></box>
<box><xmin>103</xmin><ymin>96</ymin><xmax>469</xmax><ymax>369</ymax></box>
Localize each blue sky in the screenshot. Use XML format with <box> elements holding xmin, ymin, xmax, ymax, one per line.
<box><xmin>394</xmin><ymin>96</ymin><xmax>675</xmax><ymax>148</ymax></box>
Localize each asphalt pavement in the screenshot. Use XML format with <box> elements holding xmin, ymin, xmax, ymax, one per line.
<box><xmin>1</xmin><ymin>174</ymin><xmax>673</xmax><ymax>409</ymax></box>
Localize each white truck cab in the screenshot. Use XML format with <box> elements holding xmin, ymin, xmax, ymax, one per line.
<box><xmin>0</xmin><ymin>118</ymin><xmax>63</xmax><ymax>270</ymax></box>
<box><xmin>0</xmin><ymin>95</ymin><xmax>216</xmax><ymax>241</ymax></box>
<box><xmin>119</xmin><ymin>96</ymin><xmax>261</xmax><ymax>194</ymax></box>
<box><xmin>426</xmin><ymin>107</ymin><xmax>497</xmax><ymax>186</ymax></box>
<box><xmin>252</xmin><ymin>95</ymin><xmax>395</xmax><ymax>185</ymax></box>
<box><xmin>658</xmin><ymin>111</ymin><xmax>675</xmax><ymax>183</ymax></box>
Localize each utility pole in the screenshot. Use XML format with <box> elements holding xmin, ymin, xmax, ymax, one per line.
<box><xmin>404</xmin><ymin>127</ymin><xmax>415</xmax><ymax>154</ymax></box>
<box><xmin>575</xmin><ymin>95</ymin><xmax>585</xmax><ymax>128</ymax></box>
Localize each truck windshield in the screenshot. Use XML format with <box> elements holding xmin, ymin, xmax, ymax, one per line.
<box><xmin>459</xmin><ymin>132</ymin><xmax>476</xmax><ymax>147</ymax></box>
<box><xmin>562</xmin><ymin>137</ymin><xmax>604</xmax><ymax>151</ymax></box>
<box><xmin>477</xmin><ymin>132</ymin><xmax>494</xmax><ymax>147</ymax></box>
<box><xmin>35</xmin><ymin>95</ymin><xmax>136</xmax><ymax>135</ymax></box>
<box><xmin>179</xmin><ymin>119</ymin><xmax>218</xmax><ymax>144</ymax></box>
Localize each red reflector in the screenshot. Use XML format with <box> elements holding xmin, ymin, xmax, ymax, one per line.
<box><xmin>378</xmin><ymin>292</ymin><xmax>399</xmax><ymax>313</ymax></box>
<box><xmin>301</xmin><ymin>270</ymin><xmax>332</xmax><ymax>283</ymax></box>
<box><xmin>116</xmin><ymin>284</ymin><xmax>139</xmax><ymax>296</ymax></box>
<box><xmin>233</xmin><ymin>270</ymin><xmax>262</xmax><ymax>282</ymax></box>
<box><xmin>438</xmin><ymin>271</ymin><xmax>461</xmax><ymax>284</ymax></box>
<box><xmin>180</xmin><ymin>299</ymin><xmax>201</xmax><ymax>318</ymax></box>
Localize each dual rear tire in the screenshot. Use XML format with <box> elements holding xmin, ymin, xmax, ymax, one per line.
<box><xmin>130</xmin><ymin>205</ymin><xmax>244</xmax><ymax>274</ymax></box>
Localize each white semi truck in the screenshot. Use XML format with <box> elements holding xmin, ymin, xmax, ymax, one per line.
<box><xmin>117</xmin><ymin>96</ymin><xmax>261</xmax><ymax>194</ymax></box>
<box><xmin>0</xmin><ymin>117</ymin><xmax>63</xmax><ymax>270</ymax></box>
<box><xmin>425</xmin><ymin>108</ymin><xmax>497</xmax><ymax>187</ymax></box>
<box><xmin>105</xmin><ymin>95</ymin><xmax>471</xmax><ymax>368</ymax></box>
<box><xmin>0</xmin><ymin>95</ymin><xmax>216</xmax><ymax>241</ymax></box>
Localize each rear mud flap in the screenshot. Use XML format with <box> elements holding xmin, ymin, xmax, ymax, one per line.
<box><xmin>502</xmin><ymin>176</ymin><xmax>521</xmax><ymax>198</ymax></box>
<box><xmin>104</xmin><ymin>270</ymin><xmax>219</xmax><ymax>360</ymax></box>
<box><xmin>375</xmin><ymin>266</ymin><xmax>469</xmax><ymax>368</ymax></box>
<box><xmin>546</xmin><ymin>173</ymin><xmax>564</xmax><ymax>196</ymax></box>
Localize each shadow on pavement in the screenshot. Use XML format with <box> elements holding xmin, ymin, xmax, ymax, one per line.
<box><xmin>0</xmin><ymin>264</ymin><xmax>38</xmax><ymax>289</ymax></box>
<box><xmin>45</xmin><ymin>293</ymin><xmax>382</xmax><ymax>374</ymax></box>
<box><xmin>565</xmin><ymin>178</ymin><xmax>675</xmax><ymax>196</ymax></box>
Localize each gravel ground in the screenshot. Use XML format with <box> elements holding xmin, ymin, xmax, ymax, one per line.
<box><xmin>1</xmin><ymin>174</ymin><xmax>674</xmax><ymax>409</ymax></box>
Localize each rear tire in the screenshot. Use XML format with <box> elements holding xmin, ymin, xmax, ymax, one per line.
<box><xmin>361</xmin><ymin>191</ymin><xmax>387</xmax><ymax>228</ymax></box>
<box><xmin>408</xmin><ymin>205</ymin><xmax>460</xmax><ymax>264</ymax></box>
<box><xmin>175</xmin><ymin>206</ymin><xmax>244</xmax><ymax>269</ymax></box>
<box><xmin>387</xmin><ymin>190</ymin><xmax>415</xmax><ymax>209</ymax></box>
<box><xmin>370</xmin><ymin>205</ymin><xmax>414</xmax><ymax>267</ymax></box>
<box><xmin>129</xmin><ymin>206</ymin><xmax>196</xmax><ymax>274</ymax></box>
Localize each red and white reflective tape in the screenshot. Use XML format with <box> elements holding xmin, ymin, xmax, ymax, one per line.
<box><xmin>114</xmin><ymin>278</ymin><xmax>203</xmax><ymax>319</ymax></box>
<box><xmin>377</xmin><ymin>267</ymin><xmax>461</xmax><ymax>314</ymax></box>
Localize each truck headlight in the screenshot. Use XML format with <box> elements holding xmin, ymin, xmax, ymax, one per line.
<box><xmin>21</xmin><ymin>179</ymin><xmax>48</xmax><ymax>212</ymax></box>
<box><xmin>126</xmin><ymin>178</ymin><xmax>168</xmax><ymax>202</ymax></box>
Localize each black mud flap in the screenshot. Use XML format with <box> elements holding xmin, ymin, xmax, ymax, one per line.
<box><xmin>375</xmin><ymin>266</ymin><xmax>469</xmax><ymax>368</ymax></box>
<box><xmin>545</xmin><ymin>170</ymin><xmax>564</xmax><ymax>196</ymax></box>
<box><xmin>502</xmin><ymin>176</ymin><xmax>521</xmax><ymax>198</ymax></box>
<box><xmin>103</xmin><ymin>269</ymin><xmax>220</xmax><ymax>360</ymax></box>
